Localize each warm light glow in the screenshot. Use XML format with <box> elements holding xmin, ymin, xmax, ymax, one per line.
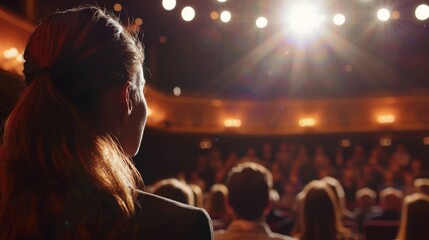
<box><xmin>379</xmin><ymin>138</ymin><xmax>392</xmax><ymax>147</ymax></box>
<box><xmin>113</xmin><ymin>3</ymin><xmax>122</xmax><ymax>12</ymax></box>
<box><xmin>218</xmin><ymin>0</ymin><xmax>227</xmax><ymax>2</ymax></box>
<box><xmin>16</xmin><ymin>54</ymin><xmax>24</xmax><ymax>62</ymax></box>
<box><xmin>182</xmin><ymin>6</ymin><xmax>196</xmax><ymax>22</ymax></box>
<box><xmin>415</xmin><ymin>4</ymin><xmax>429</xmax><ymax>21</ymax></box>
<box><xmin>3</xmin><ymin>48</ymin><xmax>18</xmax><ymax>59</ymax></box>
<box><xmin>162</xmin><ymin>0</ymin><xmax>176</xmax><ymax>11</ymax></box>
<box><xmin>377</xmin><ymin>8</ymin><xmax>390</xmax><ymax>21</ymax></box>
<box><xmin>333</xmin><ymin>14</ymin><xmax>346</xmax><ymax>25</ymax></box>
<box><xmin>147</xmin><ymin>107</ymin><xmax>152</xmax><ymax>116</ymax></box>
<box><xmin>423</xmin><ymin>137</ymin><xmax>429</xmax><ymax>145</ymax></box>
<box><xmin>210</xmin><ymin>11</ymin><xmax>219</xmax><ymax>20</ymax></box>
<box><xmin>287</xmin><ymin>3</ymin><xmax>325</xmax><ymax>34</ymax></box>
<box><xmin>135</xmin><ymin>18</ymin><xmax>143</xmax><ymax>26</ymax></box>
<box><xmin>256</xmin><ymin>17</ymin><xmax>268</xmax><ymax>28</ymax></box>
<box><xmin>391</xmin><ymin>11</ymin><xmax>400</xmax><ymax>20</ymax></box>
<box><xmin>377</xmin><ymin>114</ymin><xmax>395</xmax><ymax>124</ymax></box>
<box><xmin>173</xmin><ymin>86</ymin><xmax>181</xmax><ymax>96</ymax></box>
<box><xmin>220</xmin><ymin>11</ymin><xmax>231</xmax><ymax>22</ymax></box>
<box><xmin>200</xmin><ymin>140</ymin><xmax>212</xmax><ymax>149</ymax></box>
<box><xmin>224</xmin><ymin>119</ymin><xmax>242</xmax><ymax>127</ymax></box>
<box><xmin>299</xmin><ymin>118</ymin><xmax>316</xmax><ymax>127</ymax></box>
<box><xmin>340</xmin><ymin>139</ymin><xmax>351</xmax><ymax>147</ymax></box>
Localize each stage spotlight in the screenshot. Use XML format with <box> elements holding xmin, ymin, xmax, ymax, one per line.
<box><xmin>220</xmin><ymin>11</ymin><xmax>231</xmax><ymax>22</ymax></box>
<box><xmin>377</xmin><ymin>8</ymin><xmax>390</xmax><ymax>21</ymax></box>
<box><xmin>218</xmin><ymin>0</ymin><xmax>227</xmax><ymax>2</ymax></box>
<box><xmin>415</xmin><ymin>4</ymin><xmax>429</xmax><ymax>21</ymax></box>
<box><xmin>181</xmin><ymin>6</ymin><xmax>196</xmax><ymax>21</ymax></box>
<box><xmin>333</xmin><ymin>13</ymin><xmax>346</xmax><ymax>25</ymax></box>
<box><xmin>256</xmin><ymin>17</ymin><xmax>268</xmax><ymax>28</ymax></box>
<box><xmin>162</xmin><ymin>0</ymin><xmax>176</xmax><ymax>11</ymax></box>
<box><xmin>287</xmin><ymin>3</ymin><xmax>325</xmax><ymax>34</ymax></box>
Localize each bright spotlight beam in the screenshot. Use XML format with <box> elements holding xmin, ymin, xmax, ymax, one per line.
<box><xmin>377</xmin><ymin>8</ymin><xmax>390</xmax><ymax>21</ymax></box>
<box><xmin>416</xmin><ymin>4</ymin><xmax>429</xmax><ymax>21</ymax></box>
<box><xmin>287</xmin><ymin>3</ymin><xmax>325</xmax><ymax>34</ymax></box>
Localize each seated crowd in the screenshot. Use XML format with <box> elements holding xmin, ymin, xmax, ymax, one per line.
<box><xmin>147</xmin><ymin>143</ymin><xmax>429</xmax><ymax>240</ymax></box>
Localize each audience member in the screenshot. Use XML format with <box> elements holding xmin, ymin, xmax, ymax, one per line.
<box><xmin>294</xmin><ymin>180</ymin><xmax>354</xmax><ymax>240</ymax></box>
<box><xmin>362</xmin><ymin>188</ymin><xmax>402</xmax><ymax>240</ymax></box>
<box><xmin>0</xmin><ymin>6</ymin><xmax>212</xmax><ymax>239</ymax></box>
<box><xmin>322</xmin><ymin>176</ymin><xmax>358</xmax><ymax>234</ymax></box>
<box><xmin>396</xmin><ymin>193</ymin><xmax>429</xmax><ymax>240</ymax></box>
<box><xmin>214</xmin><ymin>162</ymin><xmax>295</xmax><ymax>240</ymax></box>
<box><xmin>206</xmin><ymin>184</ymin><xmax>231</xmax><ymax>230</ymax></box>
<box><xmin>414</xmin><ymin>178</ymin><xmax>429</xmax><ymax>195</ymax></box>
<box><xmin>353</xmin><ymin>188</ymin><xmax>380</xmax><ymax>231</ymax></box>
<box><xmin>189</xmin><ymin>183</ymin><xmax>205</xmax><ymax>208</ymax></box>
<box><xmin>366</xmin><ymin>187</ymin><xmax>403</xmax><ymax>221</ymax></box>
<box><xmin>151</xmin><ymin>178</ymin><xmax>195</xmax><ymax>205</ymax></box>
<box><xmin>266</xmin><ymin>189</ymin><xmax>291</xmax><ymax>233</ymax></box>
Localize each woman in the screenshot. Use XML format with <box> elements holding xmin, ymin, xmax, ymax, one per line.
<box><xmin>296</xmin><ymin>180</ymin><xmax>354</xmax><ymax>240</ymax></box>
<box><xmin>396</xmin><ymin>193</ymin><xmax>429</xmax><ymax>240</ymax></box>
<box><xmin>0</xmin><ymin>6</ymin><xmax>212</xmax><ymax>239</ymax></box>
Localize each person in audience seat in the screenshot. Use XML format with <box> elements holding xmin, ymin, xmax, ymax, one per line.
<box><xmin>214</xmin><ymin>162</ymin><xmax>295</xmax><ymax>240</ymax></box>
<box><xmin>396</xmin><ymin>193</ymin><xmax>429</xmax><ymax>240</ymax></box>
<box><xmin>366</xmin><ymin>187</ymin><xmax>403</xmax><ymax>221</ymax></box>
<box><xmin>294</xmin><ymin>180</ymin><xmax>355</xmax><ymax>240</ymax></box>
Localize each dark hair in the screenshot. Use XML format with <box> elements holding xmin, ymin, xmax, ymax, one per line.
<box><xmin>151</xmin><ymin>178</ymin><xmax>194</xmax><ymax>205</ymax></box>
<box><xmin>226</xmin><ymin>162</ymin><xmax>272</xmax><ymax>221</ymax></box>
<box><xmin>0</xmin><ymin>6</ymin><xmax>144</xmax><ymax>239</ymax></box>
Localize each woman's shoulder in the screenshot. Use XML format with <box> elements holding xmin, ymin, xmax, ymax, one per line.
<box><xmin>132</xmin><ymin>190</ymin><xmax>213</xmax><ymax>240</ymax></box>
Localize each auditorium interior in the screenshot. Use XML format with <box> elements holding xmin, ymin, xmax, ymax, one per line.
<box><xmin>2</xmin><ymin>0</ymin><xmax>429</xmax><ymax>217</ymax></box>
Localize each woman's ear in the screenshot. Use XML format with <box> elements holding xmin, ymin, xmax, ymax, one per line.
<box><xmin>121</xmin><ymin>81</ymin><xmax>133</xmax><ymax>115</ymax></box>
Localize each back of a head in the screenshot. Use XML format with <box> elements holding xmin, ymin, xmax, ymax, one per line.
<box><xmin>188</xmin><ymin>183</ymin><xmax>204</xmax><ymax>207</ymax></box>
<box><xmin>355</xmin><ymin>188</ymin><xmax>377</xmax><ymax>209</ymax></box>
<box><xmin>299</xmin><ymin>180</ymin><xmax>342</xmax><ymax>240</ymax></box>
<box><xmin>397</xmin><ymin>193</ymin><xmax>429</xmax><ymax>240</ymax></box>
<box><xmin>414</xmin><ymin>178</ymin><xmax>429</xmax><ymax>195</ymax></box>
<box><xmin>380</xmin><ymin>187</ymin><xmax>403</xmax><ymax>211</ymax></box>
<box><xmin>0</xmin><ymin>6</ymin><xmax>144</xmax><ymax>239</ymax></box>
<box><xmin>208</xmin><ymin>184</ymin><xmax>229</xmax><ymax>216</ymax></box>
<box><xmin>322</xmin><ymin>176</ymin><xmax>346</xmax><ymax>211</ymax></box>
<box><xmin>226</xmin><ymin>162</ymin><xmax>273</xmax><ymax>221</ymax></box>
<box><xmin>151</xmin><ymin>178</ymin><xmax>194</xmax><ymax>205</ymax></box>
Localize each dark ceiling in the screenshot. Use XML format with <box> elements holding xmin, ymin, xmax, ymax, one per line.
<box><xmin>4</xmin><ymin>0</ymin><xmax>429</xmax><ymax>99</ymax></box>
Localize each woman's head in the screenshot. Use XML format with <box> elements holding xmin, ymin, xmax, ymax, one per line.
<box><xmin>0</xmin><ymin>6</ymin><xmax>145</xmax><ymax>238</ymax></box>
<box><xmin>23</xmin><ymin>6</ymin><xmax>147</xmax><ymax>156</ymax></box>
<box><xmin>298</xmin><ymin>180</ymin><xmax>343</xmax><ymax>240</ymax></box>
<box><xmin>397</xmin><ymin>193</ymin><xmax>429</xmax><ymax>240</ymax></box>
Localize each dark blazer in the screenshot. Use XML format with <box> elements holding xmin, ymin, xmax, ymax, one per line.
<box><xmin>132</xmin><ymin>190</ymin><xmax>214</xmax><ymax>240</ymax></box>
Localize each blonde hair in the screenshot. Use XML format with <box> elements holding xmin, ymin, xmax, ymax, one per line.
<box><xmin>0</xmin><ymin>6</ymin><xmax>143</xmax><ymax>239</ymax></box>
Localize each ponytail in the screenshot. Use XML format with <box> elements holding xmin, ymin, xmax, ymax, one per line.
<box><xmin>0</xmin><ymin>71</ymin><xmax>142</xmax><ymax>238</ymax></box>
